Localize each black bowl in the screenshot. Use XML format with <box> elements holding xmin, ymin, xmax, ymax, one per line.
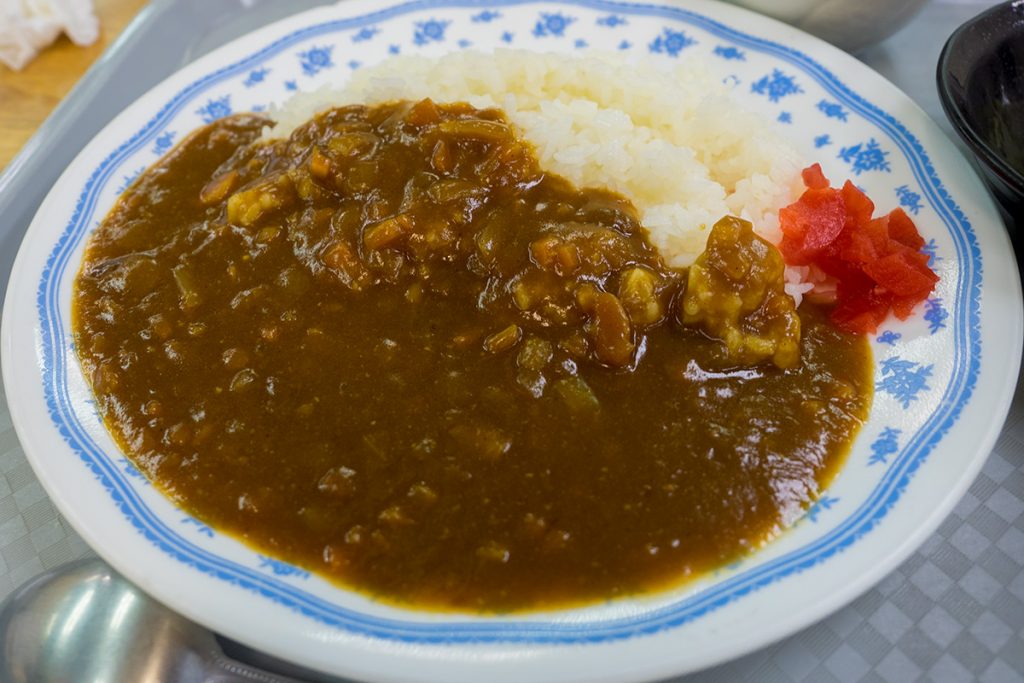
<box><xmin>937</xmin><ymin>1</ymin><xmax>1024</xmax><ymax>222</ymax></box>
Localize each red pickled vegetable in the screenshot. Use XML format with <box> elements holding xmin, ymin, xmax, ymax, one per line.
<box><xmin>840</xmin><ymin>181</ymin><xmax>874</xmax><ymax>226</ymax></box>
<box><xmin>801</xmin><ymin>164</ymin><xmax>829</xmax><ymax>189</ymax></box>
<box><xmin>778</xmin><ymin>189</ymin><xmax>846</xmax><ymax>264</ymax></box>
<box><xmin>779</xmin><ymin>163</ymin><xmax>939</xmax><ymax>334</ymax></box>
<box><xmin>886</xmin><ymin>208</ymin><xmax>926</xmax><ymax>250</ymax></box>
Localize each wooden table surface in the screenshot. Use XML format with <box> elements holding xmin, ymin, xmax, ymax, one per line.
<box><xmin>0</xmin><ymin>0</ymin><xmax>148</xmax><ymax>172</ymax></box>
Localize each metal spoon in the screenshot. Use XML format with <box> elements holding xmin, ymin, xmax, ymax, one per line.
<box><xmin>0</xmin><ymin>558</ymin><xmax>314</xmax><ymax>683</ymax></box>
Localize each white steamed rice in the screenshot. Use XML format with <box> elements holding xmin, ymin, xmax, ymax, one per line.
<box><xmin>265</xmin><ymin>49</ymin><xmax>813</xmax><ymax>300</ymax></box>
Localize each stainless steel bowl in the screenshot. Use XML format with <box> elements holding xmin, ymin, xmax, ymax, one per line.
<box><xmin>730</xmin><ymin>0</ymin><xmax>931</xmax><ymax>53</ymax></box>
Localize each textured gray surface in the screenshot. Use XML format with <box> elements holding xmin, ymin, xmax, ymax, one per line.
<box><xmin>0</xmin><ymin>384</ymin><xmax>92</xmax><ymax>602</ymax></box>
<box><xmin>684</xmin><ymin>396</ymin><xmax>1024</xmax><ymax>682</ymax></box>
<box><xmin>0</xmin><ymin>0</ymin><xmax>1020</xmax><ymax>681</ymax></box>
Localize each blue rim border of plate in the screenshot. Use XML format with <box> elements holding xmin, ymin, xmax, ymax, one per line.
<box><xmin>34</xmin><ymin>0</ymin><xmax>980</xmax><ymax>643</ymax></box>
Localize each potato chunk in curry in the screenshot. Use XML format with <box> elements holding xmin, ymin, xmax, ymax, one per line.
<box><xmin>681</xmin><ymin>215</ymin><xmax>801</xmax><ymax>369</ymax></box>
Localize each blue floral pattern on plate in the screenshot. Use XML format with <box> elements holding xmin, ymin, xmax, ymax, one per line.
<box><xmin>868</xmin><ymin>427</ymin><xmax>902</xmax><ymax>466</ymax></box>
<box><xmin>877</xmin><ymin>357</ymin><xmax>934</xmax><ymax>408</ymax></box>
<box><xmin>750</xmin><ymin>69</ymin><xmax>802</xmax><ymax>102</ymax></box>
<box><xmin>195</xmin><ymin>96</ymin><xmax>232</xmax><ymax>124</ymax></box>
<box><xmin>414</xmin><ymin>18</ymin><xmax>450</xmax><ymax>44</ymax></box>
<box><xmin>243</xmin><ymin>67</ymin><xmax>270</xmax><ymax>87</ymax></box>
<box><xmin>648</xmin><ymin>27</ymin><xmax>696</xmax><ymax>56</ymax></box>
<box><xmin>259</xmin><ymin>555</ymin><xmax>311</xmax><ymax>579</ymax></box>
<box><xmin>805</xmin><ymin>495</ymin><xmax>839</xmax><ymax>523</ymax></box>
<box><xmin>896</xmin><ymin>183</ymin><xmax>923</xmax><ymax>215</ymax></box>
<box><xmin>816</xmin><ymin>99</ymin><xmax>848</xmax><ymax>121</ymax></box>
<box><xmin>712</xmin><ymin>44</ymin><xmax>744</xmax><ymax>60</ymax></box>
<box><xmin>298</xmin><ymin>45</ymin><xmax>333</xmax><ymax>76</ymax></box>
<box><xmin>839</xmin><ymin>138</ymin><xmax>892</xmax><ymax>175</ymax></box>
<box><xmin>596</xmin><ymin>14</ymin><xmax>627</xmax><ymax>27</ymax></box>
<box><xmin>151</xmin><ymin>131</ymin><xmax>176</xmax><ymax>154</ymax></box>
<box><xmin>533</xmin><ymin>12</ymin><xmax>575</xmax><ymax>37</ymax></box>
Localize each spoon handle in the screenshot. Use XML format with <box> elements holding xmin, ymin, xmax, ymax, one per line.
<box><xmin>205</xmin><ymin>653</ymin><xmax>307</xmax><ymax>683</ymax></box>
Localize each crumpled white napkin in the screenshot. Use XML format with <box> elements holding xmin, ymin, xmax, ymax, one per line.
<box><xmin>0</xmin><ymin>0</ymin><xmax>99</xmax><ymax>70</ymax></box>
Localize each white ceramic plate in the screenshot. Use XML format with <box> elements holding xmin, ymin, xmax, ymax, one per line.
<box><xmin>3</xmin><ymin>1</ymin><xmax>1021</xmax><ymax>681</ymax></box>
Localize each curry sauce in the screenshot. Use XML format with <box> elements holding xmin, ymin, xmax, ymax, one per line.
<box><xmin>73</xmin><ymin>101</ymin><xmax>871</xmax><ymax>611</ymax></box>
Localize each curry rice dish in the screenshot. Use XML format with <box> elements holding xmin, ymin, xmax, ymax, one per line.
<box><xmin>73</xmin><ymin>96</ymin><xmax>872</xmax><ymax>612</ymax></box>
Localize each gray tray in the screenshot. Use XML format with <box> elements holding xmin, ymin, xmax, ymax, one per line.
<box><xmin>0</xmin><ymin>1</ymin><xmax>1020</xmax><ymax>681</ymax></box>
